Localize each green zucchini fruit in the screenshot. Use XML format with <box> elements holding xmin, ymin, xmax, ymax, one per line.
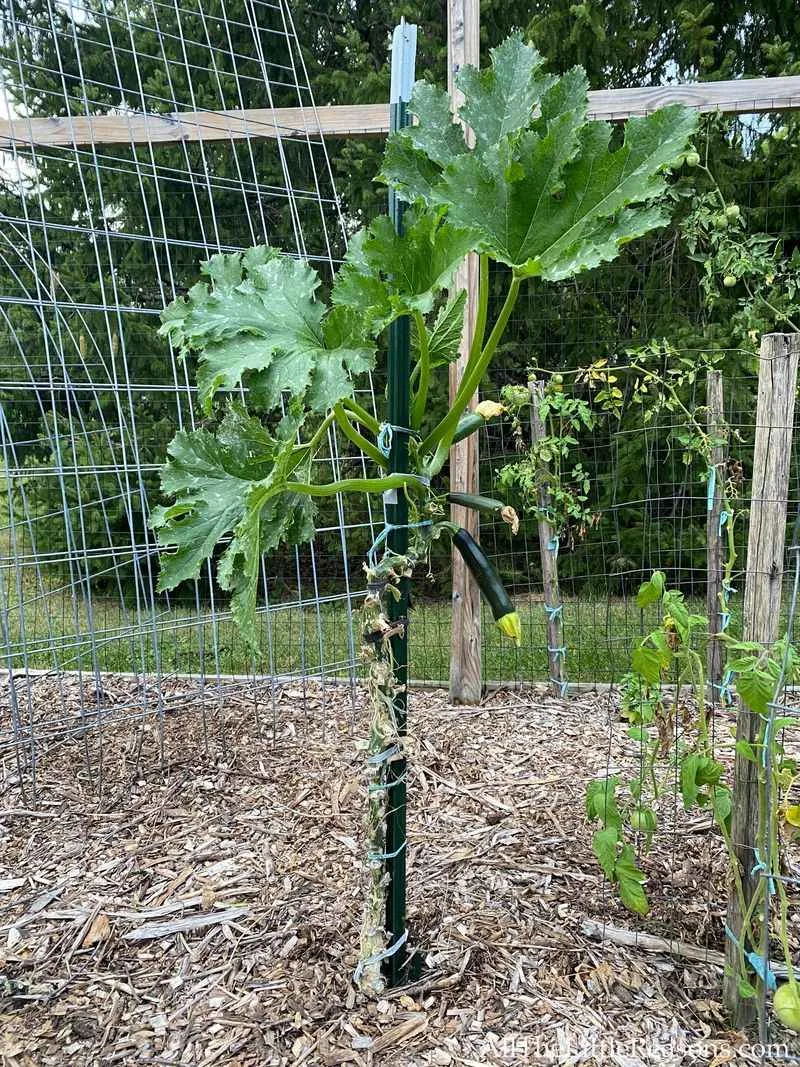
<box><xmin>452</xmin><ymin>528</ymin><xmax>521</xmax><ymax>644</ymax></box>
<box><xmin>452</xmin><ymin>413</ymin><xmax>484</xmax><ymax>444</ymax></box>
<box><xmin>448</xmin><ymin>493</ymin><xmax>520</xmax><ymax>534</ymax></box>
<box><xmin>448</xmin><ymin>492</ymin><xmax>506</xmax><ymax>515</ymax></box>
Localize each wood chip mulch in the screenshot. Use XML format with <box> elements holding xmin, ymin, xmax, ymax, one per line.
<box><xmin>1</xmin><ymin>677</ymin><xmax>797</xmax><ymax>1065</ymax></box>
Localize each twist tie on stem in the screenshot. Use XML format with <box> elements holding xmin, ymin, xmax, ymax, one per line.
<box><xmin>746</xmin><ymin>950</ymin><xmax>777</xmax><ymax>991</ymax></box>
<box><xmin>751</xmin><ymin>848</ymin><xmax>776</xmax><ymax>893</ymax></box>
<box><xmin>719</xmin><ymin>611</ymin><xmax>731</xmax><ymax>632</ymax></box>
<box><xmin>706</xmin><ymin>466</ymin><xmax>716</xmax><ymax>512</ymax></box>
<box><xmin>724</xmin><ymin>923</ymin><xmax>741</xmax><ymax>949</ymax></box>
<box><xmin>368</xmin><ymin>772</ymin><xmax>407</xmax><ymax>794</ymax></box>
<box><xmin>722</xmin><ymin>579</ymin><xmax>735</xmax><ymax>596</ymax></box>
<box><xmin>719</xmin><ymin>510</ymin><xmax>730</xmax><ymax>535</ymax></box>
<box><xmin>547</xmin><ymin>535</ymin><xmax>560</xmax><ymax>554</ymax></box>
<box><xmin>714</xmin><ymin>667</ymin><xmax>735</xmax><ymax>705</ymax></box>
<box><xmin>548</xmin><ymin>646</ymin><xmax>567</xmax><ymax>660</ymax></box>
<box><xmin>723</xmin><ymin>929</ymin><xmax>775</xmax><ymax>990</ymax></box>
<box><xmin>367</xmin><ymin>744</ymin><xmax>402</xmax><ymax>766</ymax></box>
<box><xmin>368</xmin><ymin>840</ymin><xmax>407</xmax><ymax>862</ymax></box>
<box><xmin>377</xmin><ymin>423</ymin><xmax>421</xmax><ymax>457</ymax></box>
<box><xmin>368</xmin><ymin>519</ymin><xmax>433</xmax><ymax>568</ymax></box>
<box><xmin>550</xmin><ymin>677</ymin><xmax>569</xmax><ymax>698</ymax></box>
<box><xmin>353</xmin><ymin>929</ymin><xmax>408</xmax><ymax>984</ymax></box>
<box><xmin>544</xmin><ymin>603</ymin><xmax>563</xmax><ymax>621</ymax></box>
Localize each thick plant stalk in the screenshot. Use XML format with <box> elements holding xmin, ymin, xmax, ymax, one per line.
<box><xmin>355</xmin><ymin>549</ymin><xmax>415</xmax><ymax>994</ymax></box>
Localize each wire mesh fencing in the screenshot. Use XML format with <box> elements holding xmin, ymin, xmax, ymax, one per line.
<box><xmin>0</xmin><ymin>0</ymin><xmax>384</xmax><ymax>765</ymax></box>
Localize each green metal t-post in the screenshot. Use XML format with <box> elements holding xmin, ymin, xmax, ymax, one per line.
<box><xmin>383</xmin><ymin>18</ymin><xmax>417</xmax><ymax>988</ymax></box>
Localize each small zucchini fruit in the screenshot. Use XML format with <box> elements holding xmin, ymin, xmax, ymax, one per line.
<box><xmin>448</xmin><ymin>492</ymin><xmax>520</xmax><ymax>534</ymax></box>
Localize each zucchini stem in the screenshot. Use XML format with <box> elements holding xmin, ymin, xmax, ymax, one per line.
<box><xmin>334</xmin><ymin>404</ymin><xmax>388</xmax><ymax>469</ymax></box>
<box><xmin>411</xmin><ymin>309</ymin><xmax>430</xmax><ymax>429</ymax></box>
<box><xmin>421</xmin><ymin>273</ymin><xmax>521</xmax><ymax>460</ymax></box>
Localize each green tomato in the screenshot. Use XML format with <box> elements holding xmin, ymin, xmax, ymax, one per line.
<box><xmin>552</xmin><ymin>373</ymin><xmax>564</xmax><ymax>384</ymax></box>
<box><xmin>774</xmin><ymin>125</ymin><xmax>789</xmax><ymax>142</ymax></box>
<box><xmin>685</xmin><ymin>150</ymin><xmax>700</xmax><ymax>167</ymax></box>
<box><xmin>723</xmin><ymin>275</ymin><xmax>737</xmax><ymax>288</ymax></box>
<box><xmin>629</xmin><ymin>808</ymin><xmax>656</xmax><ymax>833</ymax></box>
<box><xmin>774</xmin><ymin>982</ymin><xmax>800</xmax><ymax>1032</ymax></box>
<box><xmin>725</xmin><ymin>204</ymin><xmax>740</xmax><ymax>220</ymax></box>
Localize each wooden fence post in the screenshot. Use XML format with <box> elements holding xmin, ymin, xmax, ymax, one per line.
<box><xmin>447</xmin><ymin>0</ymin><xmax>482</xmax><ymax>704</ymax></box>
<box><xmin>529</xmin><ymin>380</ymin><xmax>567</xmax><ymax>697</ymax></box>
<box><xmin>706</xmin><ymin>370</ymin><xmax>725</xmax><ymax>687</ymax></box>
<box><xmin>724</xmin><ymin>332</ymin><xmax>800</xmax><ymax>1027</ymax></box>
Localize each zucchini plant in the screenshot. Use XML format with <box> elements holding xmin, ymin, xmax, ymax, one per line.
<box><xmin>151</xmin><ymin>34</ymin><xmax>697</xmax><ymax>991</ymax></box>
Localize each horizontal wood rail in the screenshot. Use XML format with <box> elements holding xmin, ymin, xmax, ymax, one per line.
<box><xmin>2</xmin><ymin>75</ymin><xmax>800</xmax><ymax>149</ymax></box>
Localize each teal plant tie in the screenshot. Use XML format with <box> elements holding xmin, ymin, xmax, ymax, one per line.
<box><xmin>714</xmin><ymin>667</ymin><xmax>735</xmax><ymax>705</ymax></box>
<box><xmin>751</xmin><ymin>849</ymin><xmax>776</xmax><ymax>894</ymax></box>
<box><xmin>547</xmin><ymin>535</ymin><xmax>559</xmax><ymax>555</ymax></box>
<box><xmin>377</xmin><ymin>422</ymin><xmax>393</xmax><ymax>457</ymax></box>
<box><xmin>720</xmin><ymin>611</ymin><xmax>731</xmax><ymax>632</ymax></box>
<box><xmin>719</xmin><ymin>509</ymin><xmax>730</xmax><ymax>535</ymax></box>
<box><xmin>746</xmin><ymin>950</ymin><xmax>777</xmax><ymax>991</ymax></box>
<box><xmin>706</xmin><ymin>466</ymin><xmax>716</xmax><ymax>512</ymax></box>
<box><xmin>368</xmin><ymin>840</ymin><xmax>407</xmax><ymax>863</ymax></box>
<box><xmin>548</xmin><ymin>645</ymin><xmax>567</xmax><ymax>660</ymax></box>
<box><xmin>723</xmin><ymin>926</ymin><xmax>777</xmax><ymax>992</ymax></box>
<box><xmin>368</xmin><ymin>519</ymin><xmax>432</xmax><ymax>568</ymax></box>
<box><xmin>368</xmin><ymin>771</ymin><xmax>407</xmax><ymax>794</ymax></box>
<box><xmin>550</xmin><ymin>677</ymin><xmax>569</xmax><ymax>698</ymax></box>
<box><xmin>722</xmin><ymin>579</ymin><xmax>735</xmax><ymax>596</ymax></box>
<box><xmin>724</xmin><ymin>923</ymin><xmax>741</xmax><ymax>949</ymax></box>
<box><xmin>367</xmin><ymin>744</ymin><xmax>402</xmax><ymax>766</ymax></box>
<box><xmin>377</xmin><ymin>422</ymin><xmax>420</xmax><ymax>458</ymax></box>
<box><xmin>544</xmin><ymin>602</ymin><xmax>563</xmax><ymax>621</ymax></box>
<box><xmin>353</xmin><ymin>929</ymin><xmax>409</xmax><ymax>985</ymax></box>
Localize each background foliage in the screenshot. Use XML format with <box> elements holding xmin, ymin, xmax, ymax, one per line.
<box><xmin>2</xmin><ymin>0</ymin><xmax>800</xmax><ymax>602</ymax></box>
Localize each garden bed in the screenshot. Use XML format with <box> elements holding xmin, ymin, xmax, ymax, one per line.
<box><xmin>0</xmin><ymin>679</ymin><xmax>795</xmax><ymax>1065</ymax></box>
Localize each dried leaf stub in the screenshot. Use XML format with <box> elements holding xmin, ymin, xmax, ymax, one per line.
<box><xmin>81</xmin><ymin>912</ymin><xmax>111</xmax><ymax>948</ymax></box>
<box><xmin>500</xmin><ymin>505</ymin><xmax>520</xmax><ymax>535</ymax></box>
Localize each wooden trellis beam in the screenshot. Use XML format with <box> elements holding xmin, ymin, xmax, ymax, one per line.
<box><xmin>3</xmin><ymin>75</ymin><xmax>800</xmax><ymax>149</ymax></box>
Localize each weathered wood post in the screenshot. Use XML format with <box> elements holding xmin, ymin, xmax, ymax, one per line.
<box><xmin>529</xmin><ymin>380</ymin><xmax>567</xmax><ymax>697</ymax></box>
<box><xmin>447</xmin><ymin>0</ymin><xmax>482</xmax><ymax>703</ymax></box>
<box><xmin>706</xmin><ymin>369</ymin><xmax>726</xmax><ymax>687</ymax></box>
<box><xmin>724</xmin><ymin>332</ymin><xmax>800</xmax><ymax>1027</ymax></box>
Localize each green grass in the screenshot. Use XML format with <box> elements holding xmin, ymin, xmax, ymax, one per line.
<box><xmin>0</xmin><ymin>575</ymin><xmax>747</xmax><ymax>685</ymax></box>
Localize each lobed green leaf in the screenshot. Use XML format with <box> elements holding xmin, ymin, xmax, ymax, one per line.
<box><xmin>160</xmin><ymin>249</ymin><xmax>375</xmax><ymax>415</ymax></box>
<box><xmin>149</xmin><ymin>407</ymin><xmax>316</xmax><ymax>651</ymax></box>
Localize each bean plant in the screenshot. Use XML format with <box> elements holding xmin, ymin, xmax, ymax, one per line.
<box><xmin>151</xmin><ymin>35</ymin><xmax>697</xmax><ymax>991</ymax></box>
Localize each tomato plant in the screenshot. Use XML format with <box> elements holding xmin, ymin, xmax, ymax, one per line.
<box><xmin>587</xmin><ymin>568</ymin><xmax>800</xmax><ymax>1024</ymax></box>
<box><xmin>496</xmin><ymin>383</ymin><xmax>600</xmax><ymax>544</ymax></box>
